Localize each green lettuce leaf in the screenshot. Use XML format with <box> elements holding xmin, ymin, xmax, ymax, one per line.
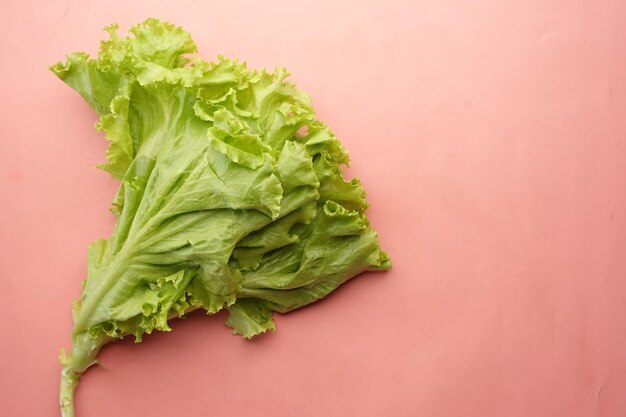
<box><xmin>52</xmin><ymin>18</ymin><xmax>390</xmax><ymax>417</ymax></box>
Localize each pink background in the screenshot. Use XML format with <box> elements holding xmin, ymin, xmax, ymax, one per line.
<box><xmin>1</xmin><ymin>1</ymin><xmax>626</xmax><ymax>416</ymax></box>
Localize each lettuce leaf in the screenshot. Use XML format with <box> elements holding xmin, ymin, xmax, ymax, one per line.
<box><xmin>52</xmin><ymin>18</ymin><xmax>390</xmax><ymax>417</ymax></box>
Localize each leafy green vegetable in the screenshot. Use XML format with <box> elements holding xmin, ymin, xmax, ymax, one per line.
<box><xmin>52</xmin><ymin>18</ymin><xmax>390</xmax><ymax>417</ymax></box>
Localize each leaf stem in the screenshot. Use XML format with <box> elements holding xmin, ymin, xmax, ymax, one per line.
<box><xmin>60</xmin><ymin>366</ymin><xmax>81</xmax><ymax>417</ymax></box>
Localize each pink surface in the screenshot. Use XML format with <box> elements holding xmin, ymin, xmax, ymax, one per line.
<box><xmin>1</xmin><ymin>1</ymin><xmax>626</xmax><ymax>416</ymax></box>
